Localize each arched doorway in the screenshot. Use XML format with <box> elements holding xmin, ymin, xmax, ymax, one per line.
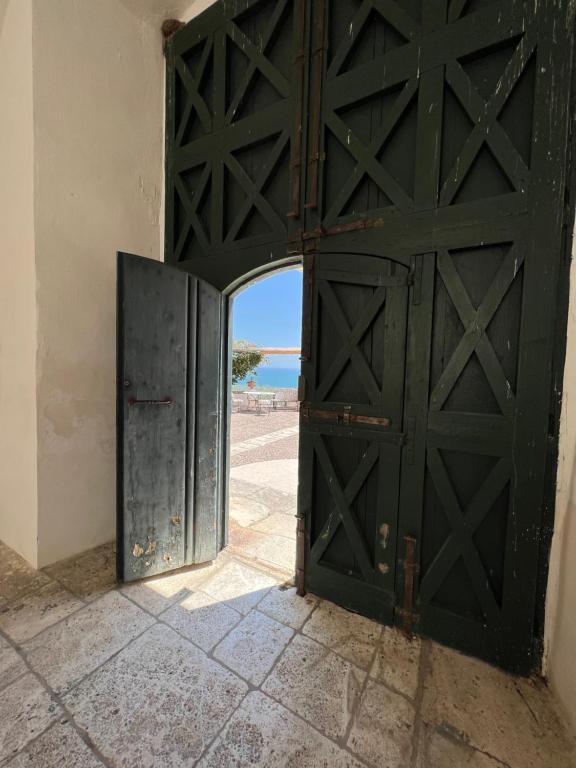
<box><xmin>224</xmin><ymin>266</ymin><xmax>303</xmax><ymax>577</ymax></box>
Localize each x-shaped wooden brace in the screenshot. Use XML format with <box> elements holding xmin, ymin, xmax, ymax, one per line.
<box><xmin>309</xmin><ymin>436</ymin><xmax>377</xmax><ymax>582</ymax></box>
<box><xmin>325</xmin><ymin>93</ymin><xmax>416</xmax><ymax>215</ymax></box>
<box><xmin>327</xmin><ymin>0</ymin><xmax>418</xmax><ymax>79</ymax></box>
<box><xmin>315</xmin><ymin>280</ymin><xmax>386</xmax><ymax>404</ymax></box>
<box><xmin>430</xmin><ymin>247</ymin><xmax>524</xmax><ymax>417</ymax></box>
<box><xmin>173</xmin><ymin>164</ymin><xmax>211</xmax><ymax>261</ymax></box>
<box><xmin>224</xmin><ymin>129</ymin><xmax>290</xmax><ymax>243</ymax></box>
<box><xmin>321</xmin><ymin>0</ymin><xmax>418</xmax><ymax>216</ymax></box>
<box><xmin>175</xmin><ymin>36</ymin><xmax>213</xmax><ymax>146</ymax></box>
<box><xmin>324</xmin><ymin>79</ymin><xmax>418</xmax><ymax>226</ymax></box>
<box><xmin>225</xmin><ymin>9</ymin><xmax>290</xmax><ymax>123</ymax></box>
<box><xmin>440</xmin><ymin>25</ymin><xmax>536</xmax><ymax>205</ymax></box>
<box><xmin>225</xmin><ymin>0</ymin><xmax>290</xmax><ymax>125</ymax></box>
<box><xmin>420</xmin><ymin>450</ymin><xmax>510</xmax><ymax>625</ymax></box>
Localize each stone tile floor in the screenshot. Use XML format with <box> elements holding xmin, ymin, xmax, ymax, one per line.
<box><xmin>228</xmin><ymin>410</ymin><xmax>299</xmax><ymax>575</ymax></box>
<box><xmin>1</xmin><ymin>538</ymin><xmax>575</xmax><ymax>767</ymax></box>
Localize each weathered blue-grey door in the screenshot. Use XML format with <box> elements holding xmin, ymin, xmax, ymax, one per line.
<box><xmin>117</xmin><ymin>253</ymin><xmax>224</xmax><ymax>582</ymax></box>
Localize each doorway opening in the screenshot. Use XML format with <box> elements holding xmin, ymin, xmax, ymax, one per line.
<box><xmin>225</xmin><ymin>266</ymin><xmax>303</xmax><ymax>579</ymax></box>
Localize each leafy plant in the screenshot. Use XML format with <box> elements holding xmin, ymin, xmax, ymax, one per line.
<box><xmin>231</xmin><ymin>340</ymin><xmax>265</xmax><ymax>385</ymax></box>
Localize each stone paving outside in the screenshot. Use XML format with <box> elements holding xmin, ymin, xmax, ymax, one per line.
<box><xmin>228</xmin><ymin>410</ymin><xmax>299</xmax><ymax>574</ymax></box>
<box><xmin>0</xmin><ymin>539</ymin><xmax>575</xmax><ymax>767</ymax></box>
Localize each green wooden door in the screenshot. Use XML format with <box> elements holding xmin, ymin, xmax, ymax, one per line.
<box><xmin>164</xmin><ymin>0</ymin><xmax>575</xmax><ymax>673</ymax></box>
<box><xmin>299</xmin><ymin>253</ymin><xmax>410</xmax><ymax>622</ymax></box>
<box><xmin>297</xmin><ymin>0</ymin><xmax>574</xmax><ymax>673</ymax></box>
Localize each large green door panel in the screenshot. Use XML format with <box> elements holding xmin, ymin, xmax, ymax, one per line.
<box><xmin>165</xmin><ymin>0</ymin><xmax>309</xmax><ymax>289</ymax></box>
<box><xmin>296</xmin><ymin>0</ymin><xmax>575</xmax><ymax>674</ymax></box>
<box><xmin>303</xmin><ymin>0</ymin><xmax>564</xmax><ymax>231</ymax></box>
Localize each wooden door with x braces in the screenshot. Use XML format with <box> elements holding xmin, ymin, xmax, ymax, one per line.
<box><xmin>298</xmin><ymin>251</ymin><xmax>415</xmax><ymax>623</ymax></box>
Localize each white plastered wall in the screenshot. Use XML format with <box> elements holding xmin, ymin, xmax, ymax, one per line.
<box><xmin>0</xmin><ymin>0</ymin><xmax>39</xmax><ymax>567</ymax></box>
<box><xmin>31</xmin><ymin>0</ymin><xmax>168</xmax><ymax>566</ymax></box>
<box><xmin>545</xmin><ymin>241</ymin><xmax>576</xmax><ymax>732</ymax></box>
<box><xmin>0</xmin><ymin>0</ymin><xmax>214</xmax><ymax>568</ymax></box>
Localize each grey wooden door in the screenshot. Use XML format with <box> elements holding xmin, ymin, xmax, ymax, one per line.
<box><xmin>117</xmin><ymin>253</ymin><xmax>224</xmax><ymax>582</ymax></box>
<box><xmin>299</xmin><ymin>252</ymin><xmax>410</xmax><ymax>622</ymax></box>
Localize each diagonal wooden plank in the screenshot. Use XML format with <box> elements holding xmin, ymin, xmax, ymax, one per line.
<box><xmin>426</xmin><ymin>449</ymin><xmax>502</xmax><ymax>625</ymax></box>
<box><xmin>323</xmin><ymin>78</ymin><xmax>418</xmax><ymax>226</ymax></box>
<box><xmin>175</xmin><ymin>54</ymin><xmax>213</xmax><ymax>136</ymax></box>
<box><xmin>372</xmin><ymin>0</ymin><xmax>419</xmax><ymax>41</ymax></box>
<box><xmin>224</xmin><ymin>153</ymin><xmax>286</xmax><ymax>234</ymax></box>
<box><xmin>326</xmin><ymin>111</ymin><xmax>415</xmax><ymax>213</ymax></box>
<box><xmin>309</xmin><ymin>442</ymin><xmax>379</xmax><ymax>566</ymax></box>
<box><xmin>440</xmin><ymin>29</ymin><xmax>536</xmax><ymax>205</ymax></box>
<box><xmin>429</xmin><ymin>323</ymin><xmax>481</xmax><ymax>412</ymax></box>
<box><xmin>420</xmin><ymin>456</ymin><xmax>511</xmax><ymax>605</ymax></box>
<box><xmin>225</xmin><ymin>0</ymin><xmax>289</xmax><ymax>124</ymax></box>
<box><xmin>327</xmin><ymin>0</ymin><xmax>373</xmax><ymax>79</ymax></box>
<box><xmin>443</xmin><ymin>246</ymin><xmax>523</xmax><ymax>415</ymax></box>
<box><xmin>172</xmin><ymin>197</ymin><xmax>192</xmax><ymax>262</ymax></box>
<box><xmin>226</xmin><ymin>20</ymin><xmax>290</xmax><ymax>99</ymax></box>
<box><xmin>316</xmin><ymin>281</ymin><xmax>385</xmax><ymax>404</ymax></box>
<box><xmin>313</xmin><ymin>435</ymin><xmax>374</xmax><ymax>581</ymax></box>
<box><xmin>175</xmin><ymin>36</ymin><xmax>213</xmax><ymax>147</ymax></box>
<box><xmin>225</xmin><ymin>130</ymin><xmax>290</xmax><ymax>243</ymax></box>
<box><xmin>173</xmin><ymin>165</ymin><xmax>212</xmax><ymax>260</ymax></box>
<box><xmin>430</xmin><ymin>249</ymin><xmax>522</xmax><ymax>414</ymax></box>
<box><xmin>441</xmin><ymin>69</ymin><xmax>530</xmax><ymax>204</ymax></box>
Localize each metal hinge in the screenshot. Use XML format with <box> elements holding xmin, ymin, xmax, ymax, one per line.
<box><xmin>396</xmin><ymin>535</ymin><xmax>419</xmax><ymax>638</ymax></box>
<box><xmin>295</xmin><ymin>515</ymin><xmax>307</xmax><ymax>596</ymax></box>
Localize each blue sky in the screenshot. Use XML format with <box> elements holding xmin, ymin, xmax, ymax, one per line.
<box><xmin>232</xmin><ymin>268</ymin><xmax>302</xmax><ymax>369</ymax></box>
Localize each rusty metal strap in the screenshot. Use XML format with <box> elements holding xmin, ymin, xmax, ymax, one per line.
<box><xmin>301</xmin><ymin>405</ymin><xmax>391</xmax><ymax>428</ymax></box>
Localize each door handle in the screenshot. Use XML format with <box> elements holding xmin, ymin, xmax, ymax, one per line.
<box><xmin>128</xmin><ymin>398</ymin><xmax>173</xmax><ymax>406</ymax></box>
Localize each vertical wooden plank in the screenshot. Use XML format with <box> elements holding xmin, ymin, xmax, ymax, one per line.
<box><xmin>502</xmin><ymin>2</ymin><xmax>575</xmax><ymax>670</ymax></box>
<box><xmin>192</xmin><ymin>279</ymin><xmax>224</xmax><ymax>563</ymax></box>
<box><xmin>164</xmin><ymin>40</ymin><xmax>177</xmax><ymax>263</ymax></box>
<box><xmin>221</xmin><ymin>295</ymin><xmax>234</xmax><ymax>551</ymax></box>
<box><xmin>185</xmin><ymin>276</ymin><xmax>198</xmax><ymax>563</ymax></box>
<box><xmin>117</xmin><ymin>253</ymin><xmax>189</xmax><ymax>582</ymax></box>
<box><xmin>298</xmin><ymin>252</ymin><xmax>318</xmax><ymax>594</ymax></box>
<box><xmin>414</xmin><ymin>2</ymin><xmax>447</xmax><ymax>210</ymax></box>
<box><xmin>210</xmin><ymin>25</ymin><xmax>226</xmax><ymax>249</ymax></box>
<box><xmin>381</xmin><ymin>284</ymin><xmax>409</xmax><ymax>427</ymax></box>
<box><xmin>396</xmin><ymin>253</ymin><xmax>436</xmax><ymax>628</ymax></box>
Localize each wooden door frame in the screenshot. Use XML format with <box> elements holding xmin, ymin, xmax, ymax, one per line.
<box><xmin>532</xmin><ymin>68</ymin><xmax>576</xmax><ymax>667</ymax></box>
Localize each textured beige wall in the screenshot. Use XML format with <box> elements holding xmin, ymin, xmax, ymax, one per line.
<box><xmin>0</xmin><ymin>0</ymin><xmax>39</xmax><ymax>567</ymax></box>
<box><xmin>546</xmin><ymin>250</ymin><xmax>576</xmax><ymax>732</ymax></box>
<box><xmin>32</xmin><ymin>0</ymin><xmax>165</xmax><ymax>566</ymax></box>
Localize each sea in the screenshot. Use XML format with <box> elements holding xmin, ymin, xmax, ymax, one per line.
<box><xmin>234</xmin><ymin>366</ymin><xmax>300</xmax><ymax>389</ymax></box>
